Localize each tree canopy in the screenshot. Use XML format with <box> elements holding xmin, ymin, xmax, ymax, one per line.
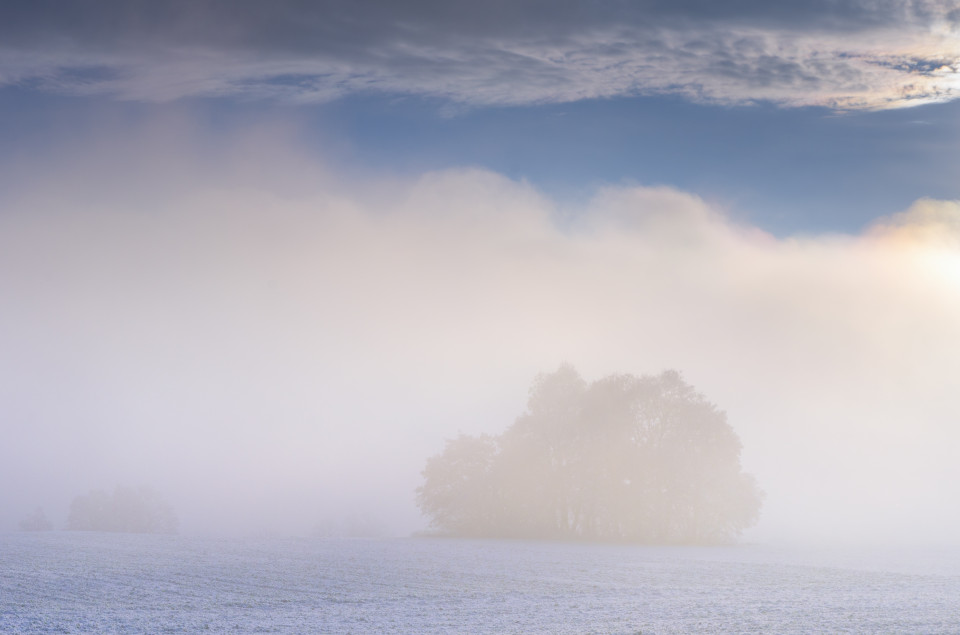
<box><xmin>65</xmin><ymin>486</ymin><xmax>179</xmax><ymax>534</ymax></box>
<box><xmin>19</xmin><ymin>507</ymin><xmax>52</xmax><ymax>532</ymax></box>
<box><xmin>417</xmin><ymin>366</ymin><xmax>762</xmax><ymax>544</ymax></box>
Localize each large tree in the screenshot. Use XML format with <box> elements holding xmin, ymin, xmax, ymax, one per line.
<box><xmin>417</xmin><ymin>366</ymin><xmax>762</xmax><ymax>544</ymax></box>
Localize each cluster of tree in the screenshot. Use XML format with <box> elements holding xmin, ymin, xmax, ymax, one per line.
<box><xmin>19</xmin><ymin>507</ymin><xmax>53</xmax><ymax>532</ymax></box>
<box><xmin>417</xmin><ymin>366</ymin><xmax>763</xmax><ymax>544</ymax></box>
<box><xmin>65</xmin><ymin>486</ymin><xmax>179</xmax><ymax>534</ymax></box>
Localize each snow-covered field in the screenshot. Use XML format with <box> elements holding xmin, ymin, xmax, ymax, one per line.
<box><xmin>2</xmin><ymin>532</ymin><xmax>959</xmax><ymax>633</ymax></box>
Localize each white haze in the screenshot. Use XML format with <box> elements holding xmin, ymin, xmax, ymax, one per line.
<box><xmin>2</xmin><ymin>117</ymin><xmax>960</xmax><ymax>543</ymax></box>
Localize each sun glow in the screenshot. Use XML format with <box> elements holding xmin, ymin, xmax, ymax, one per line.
<box><xmin>925</xmin><ymin>247</ymin><xmax>960</xmax><ymax>287</ymax></box>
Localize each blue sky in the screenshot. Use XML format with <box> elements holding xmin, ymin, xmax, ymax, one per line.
<box><xmin>3</xmin><ymin>84</ymin><xmax>960</xmax><ymax>235</ymax></box>
<box><xmin>308</xmin><ymin>94</ymin><xmax>960</xmax><ymax>234</ymax></box>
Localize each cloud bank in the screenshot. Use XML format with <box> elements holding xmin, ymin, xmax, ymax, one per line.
<box><xmin>2</xmin><ymin>123</ymin><xmax>960</xmax><ymax>541</ymax></box>
<box><xmin>3</xmin><ymin>0</ymin><xmax>960</xmax><ymax>110</ymax></box>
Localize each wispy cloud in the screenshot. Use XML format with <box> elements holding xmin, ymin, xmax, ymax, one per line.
<box><xmin>2</xmin><ymin>0</ymin><xmax>960</xmax><ymax>109</ymax></box>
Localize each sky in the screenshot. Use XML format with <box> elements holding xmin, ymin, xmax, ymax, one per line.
<box><xmin>2</xmin><ymin>0</ymin><xmax>960</xmax><ymax>542</ymax></box>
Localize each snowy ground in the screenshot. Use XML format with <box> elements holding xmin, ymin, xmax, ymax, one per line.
<box><xmin>2</xmin><ymin>532</ymin><xmax>959</xmax><ymax>633</ymax></box>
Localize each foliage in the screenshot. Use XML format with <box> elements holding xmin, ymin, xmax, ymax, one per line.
<box><xmin>65</xmin><ymin>486</ymin><xmax>179</xmax><ymax>534</ymax></box>
<box><xmin>417</xmin><ymin>366</ymin><xmax>762</xmax><ymax>544</ymax></box>
<box><xmin>19</xmin><ymin>507</ymin><xmax>53</xmax><ymax>532</ymax></box>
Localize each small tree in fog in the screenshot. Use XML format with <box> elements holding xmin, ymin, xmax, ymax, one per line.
<box><xmin>19</xmin><ymin>507</ymin><xmax>53</xmax><ymax>531</ymax></box>
<box><xmin>66</xmin><ymin>486</ymin><xmax>179</xmax><ymax>534</ymax></box>
<box><xmin>417</xmin><ymin>366</ymin><xmax>763</xmax><ymax>544</ymax></box>
<box><xmin>417</xmin><ymin>434</ymin><xmax>502</xmax><ymax>537</ymax></box>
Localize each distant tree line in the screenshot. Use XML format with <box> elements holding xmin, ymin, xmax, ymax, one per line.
<box><xmin>417</xmin><ymin>366</ymin><xmax>763</xmax><ymax>544</ymax></box>
<box><xmin>19</xmin><ymin>507</ymin><xmax>52</xmax><ymax>532</ymax></box>
<box><xmin>65</xmin><ymin>486</ymin><xmax>179</xmax><ymax>534</ymax></box>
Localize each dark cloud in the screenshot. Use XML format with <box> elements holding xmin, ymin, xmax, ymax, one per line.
<box><xmin>0</xmin><ymin>0</ymin><xmax>944</xmax><ymax>46</ymax></box>
<box><xmin>1</xmin><ymin>0</ymin><xmax>959</xmax><ymax>108</ymax></box>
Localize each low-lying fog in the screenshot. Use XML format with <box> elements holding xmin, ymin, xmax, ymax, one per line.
<box><xmin>3</xmin><ymin>114</ymin><xmax>960</xmax><ymax>544</ymax></box>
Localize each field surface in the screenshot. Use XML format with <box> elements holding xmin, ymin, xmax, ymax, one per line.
<box><xmin>2</xmin><ymin>532</ymin><xmax>959</xmax><ymax>633</ymax></box>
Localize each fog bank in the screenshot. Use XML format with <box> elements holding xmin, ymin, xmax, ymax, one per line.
<box><xmin>2</xmin><ymin>119</ymin><xmax>960</xmax><ymax>543</ymax></box>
